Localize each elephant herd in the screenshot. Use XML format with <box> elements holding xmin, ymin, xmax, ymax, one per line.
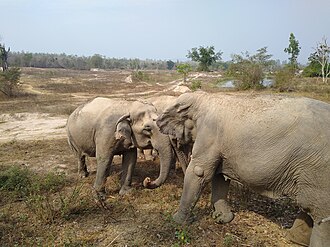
<box><xmin>66</xmin><ymin>92</ymin><xmax>330</xmax><ymax>247</ymax></box>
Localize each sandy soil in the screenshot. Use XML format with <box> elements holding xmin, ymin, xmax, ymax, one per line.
<box><xmin>0</xmin><ymin>113</ymin><xmax>67</xmax><ymax>142</ymax></box>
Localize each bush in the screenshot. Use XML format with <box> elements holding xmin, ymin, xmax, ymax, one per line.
<box><xmin>0</xmin><ymin>67</ymin><xmax>21</xmax><ymax>97</ymax></box>
<box><xmin>227</xmin><ymin>62</ymin><xmax>265</xmax><ymax>90</ymax></box>
<box><xmin>273</xmin><ymin>66</ymin><xmax>295</xmax><ymax>91</ymax></box>
<box><xmin>190</xmin><ymin>80</ymin><xmax>202</xmax><ymax>91</ymax></box>
<box><xmin>0</xmin><ymin>165</ymin><xmax>65</xmax><ymax>198</ymax></box>
<box><xmin>131</xmin><ymin>70</ymin><xmax>149</xmax><ymax>82</ymax></box>
<box><xmin>0</xmin><ymin>166</ymin><xmax>32</xmax><ymax>196</ymax></box>
<box><xmin>0</xmin><ymin>165</ymin><xmax>89</xmax><ymax>223</ymax></box>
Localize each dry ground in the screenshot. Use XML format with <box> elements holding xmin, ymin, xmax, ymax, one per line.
<box><xmin>1</xmin><ymin>68</ymin><xmax>328</xmax><ymax>246</ymax></box>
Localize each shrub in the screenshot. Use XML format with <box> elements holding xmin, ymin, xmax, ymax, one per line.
<box><xmin>0</xmin><ymin>166</ymin><xmax>32</xmax><ymax>197</ymax></box>
<box><xmin>190</xmin><ymin>80</ymin><xmax>202</xmax><ymax>91</ymax></box>
<box><xmin>0</xmin><ymin>67</ymin><xmax>21</xmax><ymax>97</ymax></box>
<box><xmin>0</xmin><ymin>165</ymin><xmax>66</xmax><ymax>198</ymax></box>
<box><xmin>131</xmin><ymin>70</ymin><xmax>149</xmax><ymax>82</ymax></box>
<box><xmin>273</xmin><ymin>65</ymin><xmax>295</xmax><ymax>91</ymax></box>
<box><xmin>176</xmin><ymin>63</ymin><xmax>192</xmax><ymax>82</ymax></box>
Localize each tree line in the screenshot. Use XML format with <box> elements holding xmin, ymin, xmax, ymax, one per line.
<box><xmin>1</xmin><ymin>33</ymin><xmax>329</xmax><ymax>96</ymax></box>
<box><xmin>7</xmin><ymin>52</ymin><xmax>181</xmax><ymax>71</ymax></box>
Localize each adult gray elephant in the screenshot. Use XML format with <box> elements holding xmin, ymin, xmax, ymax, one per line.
<box><xmin>66</xmin><ymin>97</ymin><xmax>175</xmax><ymax>196</ymax></box>
<box><xmin>146</xmin><ymin>95</ymin><xmax>234</xmax><ymax>222</ymax></box>
<box><xmin>157</xmin><ymin>92</ymin><xmax>330</xmax><ymax>247</ymax></box>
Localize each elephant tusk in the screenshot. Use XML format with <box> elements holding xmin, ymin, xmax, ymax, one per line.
<box><xmin>143</xmin><ymin>177</ymin><xmax>159</xmax><ymax>189</ymax></box>
<box><xmin>318</xmin><ymin>216</ymin><xmax>330</xmax><ymax>224</ymax></box>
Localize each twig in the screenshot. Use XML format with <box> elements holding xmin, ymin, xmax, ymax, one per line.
<box><xmin>106</xmin><ymin>233</ymin><xmax>122</xmax><ymax>246</ymax></box>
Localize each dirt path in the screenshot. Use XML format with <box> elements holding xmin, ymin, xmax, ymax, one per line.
<box><xmin>0</xmin><ymin>113</ymin><xmax>67</xmax><ymax>142</ymax></box>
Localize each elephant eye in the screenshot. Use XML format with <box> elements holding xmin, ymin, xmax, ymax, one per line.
<box><xmin>143</xmin><ymin>126</ymin><xmax>152</xmax><ymax>136</ymax></box>
<box><xmin>143</xmin><ymin>124</ymin><xmax>152</xmax><ymax>130</ymax></box>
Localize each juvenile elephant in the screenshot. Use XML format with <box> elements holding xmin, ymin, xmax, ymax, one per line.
<box><xmin>66</xmin><ymin>97</ymin><xmax>175</xmax><ymax>196</ymax></box>
<box><xmin>157</xmin><ymin>92</ymin><xmax>330</xmax><ymax>247</ymax></box>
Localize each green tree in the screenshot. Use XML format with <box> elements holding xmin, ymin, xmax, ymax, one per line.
<box><xmin>227</xmin><ymin>47</ymin><xmax>274</xmax><ymax>90</ymax></box>
<box><xmin>176</xmin><ymin>63</ymin><xmax>192</xmax><ymax>82</ymax></box>
<box><xmin>166</xmin><ymin>60</ymin><xmax>175</xmax><ymax>70</ymax></box>
<box><xmin>284</xmin><ymin>33</ymin><xmax>301</xmax><ymax>69</ymax></box>
<box><xmin>89</xmin><ymin>54</ymin><xmax>104</xmax><ymax>69</ymax></box>
<box><xmin>187</xmin><ymin>46</ymin><xmax>222</xmax><ymax>71</ymax></box>
<box><xmin>0</xmin><ymin>67</ymin><xmax>21</xmax><ymax>97</ymax></box>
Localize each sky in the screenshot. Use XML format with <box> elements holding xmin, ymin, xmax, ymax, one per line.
<box><xmin>1</xmin><ymin>0</ymin><xmax>330</xmax><ymax>64</ymax></box>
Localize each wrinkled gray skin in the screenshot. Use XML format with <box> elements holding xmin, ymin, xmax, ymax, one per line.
<box><xmin>147</xmin><ymin>95</ymin><xmax>234</xmax><ymax>223</ymax></box>
<box><xmin>157</xmin><ymin>92</ymin><xmax>330</xmax><ymax>247</ymax></box>
<box><xmin>66</xmin><ymin>97</ymin><xmax>175</xmax><ymax>196</ymax></box>
<box><xmin>145</xmin><ymin>95</ymin><xmax>192</xmax><ymax>173</ymax></box>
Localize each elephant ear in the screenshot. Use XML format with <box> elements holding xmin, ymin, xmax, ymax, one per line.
<box><xmin>156</xmin><ymin>101</ymin><xmax>191</xmax><ymax>141</ymax></box>
<box><xmin>115</xmin><ymin>114</ymin><xmax>131</xmax><ymax>140</ymax></box>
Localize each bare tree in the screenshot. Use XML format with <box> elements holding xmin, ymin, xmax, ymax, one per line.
<box><xmin>314</xmin><ymin>37</ymin><xmax>330</xmax><ymax>83</ymax></box>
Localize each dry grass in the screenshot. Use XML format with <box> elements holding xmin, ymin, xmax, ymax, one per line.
<box><xmin>1</xmin><ymin>68</ymin><xmax>326</xmax><ymax>246</ymax></box>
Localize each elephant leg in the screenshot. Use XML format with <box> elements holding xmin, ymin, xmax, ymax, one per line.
<box><xmin>310</xmin><ymin>221</ymin><xmax>330</xmax><ymax>247</ymax></box>
<box><xmin>173</xmin><ymin>158</ymin><xmax>216</xmax><ymax>224</ymax></box>
<box><xmin>94</xmin><ymin>151</ymin><xmax>114</xmax><ymax>200</ymax></box>
<box><xmin>211</xmin><ymin>173</ymin><xmax>234</xmax><ymax>224</ymax></box>
<box><xmin>119</xmin><ymin>148</ymin><xmax>137</xmax><ymax>195</ymax></box>
<box><xmin>286</xmin><ymin>211</ymin><xmax>313</xmax><ymax>246</ymax></box>
<box><xmin>78</xmin><ymin>154</ymin><xmax>89</xmax><ymax>178</ymax></box>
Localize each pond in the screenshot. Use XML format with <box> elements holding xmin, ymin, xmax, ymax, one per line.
<box><xmin>218</xmin><ymin>79</ymin><xmax>274</xmax><ymax>88</ymax></box>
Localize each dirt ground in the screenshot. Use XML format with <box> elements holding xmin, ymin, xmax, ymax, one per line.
<box><xmin>0</xmin><ymin>68</ymin><xmax>309</xmax><ymax>246</ymax></box>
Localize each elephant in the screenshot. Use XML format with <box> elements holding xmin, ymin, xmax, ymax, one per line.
<box><xmin>138</xmin><ymin>96</ymin><xmax>178</xmax><ymax>162</ymax></box>
<box><xmin>145</xmin><ymin>95</ymin><xmax>192</xmax><ymax>174</ymax></box>
<box><xmin>156</xmin><ymin>92</ymin><xmax>330</xmax><ymax>247</ymax></box>
<box><xmin>66</xmin><ymin>97</ymin><xmax>176</xmax><ymax>197</ymax></box>
<box><xmin>140</xmin><ymin>95</ymin><xmax>191</xmax><ymax>179</ymax></box>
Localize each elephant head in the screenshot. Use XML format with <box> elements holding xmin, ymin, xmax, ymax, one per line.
<box><xmin>115</xmin><ymin>100</ymin><xmax>176</xmax><ymax>189</ymax></box>
<box><xmin>156</xmin><ymin>93</ymin><xmax>199</xmax><ymax>146</ymax></box>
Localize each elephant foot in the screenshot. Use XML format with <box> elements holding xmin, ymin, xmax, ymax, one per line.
<box><xmin>286</xmin><ymin>212</ymin><xmax>313</xmax><ymax>247</ymax></box>
<box><xmin>212</xmin><ymin>199</ymin><xmax>234</xmax><ymax>224</ymax></box>
<box><xmin>78</xmin><ymin>170</ymin><xmax>89</xmax><ymax>178</ymax></box>
<box><xmin>119</xmin><ymin>185</ymin><xmax>133</xmax><ymax>196</ymax></box>
<box><xmin>173</xmin><ymin>210</ymin><xmax>195</xmax><ymax>225</ymax></box>
<box><xmin>93</xmin><ymin>189</ymin><xmax>110</xmax><ymax>209</ymax></box>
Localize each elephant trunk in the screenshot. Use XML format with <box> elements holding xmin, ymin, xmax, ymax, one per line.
<box><xmin>143</xmin><ymin>134</ymin><xmax>175</xmax><ymax>189</ymax></box>
<box><xmin>170</xmin><ymin>138</ymin><xmax>190</xmax><ymax>174</ymax></box>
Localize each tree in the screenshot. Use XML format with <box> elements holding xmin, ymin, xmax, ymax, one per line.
<box><xmin>89</xmin><ymin>54</ymin><xmax>104</xmax><ymax>69</ymax></box>
<box><xmin>166</xmin><ymin>60</ymin><xmax>175</xmax><ymax>70</ymax></box>
<box><xmin>187</xmin><ymin>46</ymin><xmax>222</xmax><ymax>71</ymax></box>
<box><xmin>313</xmin><ymin>37</ymin><xmax>330</xmax><ymax>83</ymax></box>
<box><xmin>0</xmin><ymin>43</ymin><xmax>10</xmax><ymax>71</ymax></box>
<box><xmin>227</xmin><ymin>47</ymin><xmax>274</xmax><ymax>90</ymax></box>
<box><xmin>284</xmin><ymin>33</ymin><xmax>301</xmax><ymax>69</ymax></box>
<box><xmin>0</xmin><ymin>67</ymin><xmax>21</xmax><ymax>96</ymax></box>
<box><xmin>176</xmin><ymin>63</ymin><xmax>192</xmax><ymax>82</ymax></box>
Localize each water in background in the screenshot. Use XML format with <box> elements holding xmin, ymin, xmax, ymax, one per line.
<box><xmin>218</xmin><ymin>79</ymin><xmax>274</xmax><ymax>88</ymax></box>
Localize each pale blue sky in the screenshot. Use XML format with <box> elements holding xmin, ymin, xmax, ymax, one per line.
<box><xmin>1</xmin><ymin>0</ymin><xmax>329</xmax><ymax>64</ymax></box>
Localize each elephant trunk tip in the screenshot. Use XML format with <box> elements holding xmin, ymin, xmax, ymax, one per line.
<box><xmin>143</xmin><ymin>177</ymin><xmax>159</xmax><ymax>189</ymax></box>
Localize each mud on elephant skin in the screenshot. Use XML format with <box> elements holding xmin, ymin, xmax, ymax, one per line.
<box><xmin>157</xmin><ymin>92</ymin><xmax>330</xmax><ymax>247</ymax></box>
<box><xmin>66</xmin><ymin>97</ymin><xmax>175</xmax><ymax>198</ymax></box>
